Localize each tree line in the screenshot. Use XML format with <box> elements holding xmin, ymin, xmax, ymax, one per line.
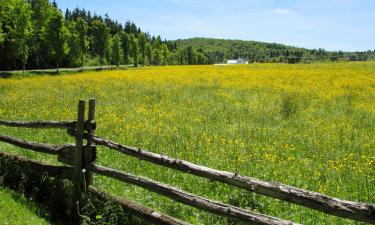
<box><xmin>1</xmin><ymin>0</ymin><xmax>374</xmax><ymax>72</ymax></box>
<box><xmin>176</xmin><ymin>38</ymin><xmax>375</xmax><ymax>64</ymax></box>
<box><xmin>0</xmin><ymin>0</ymin><xmax>208</xmax><ymax>71</ymax></box>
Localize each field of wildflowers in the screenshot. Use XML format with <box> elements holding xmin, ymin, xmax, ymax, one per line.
<box><xmin>0</xmin><ymin>62</ymin><xmax>374</xmax><ymax>224</ymax></box>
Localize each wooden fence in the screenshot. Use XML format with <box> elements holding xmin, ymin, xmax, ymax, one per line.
<box><xmin>0</xmin><ymin>99</ymin><xmax>374</xmax><ymax>225</ymax></box>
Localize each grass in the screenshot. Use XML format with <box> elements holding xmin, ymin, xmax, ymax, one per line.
<box><xmin>0</xmin><ymin>62</ymin><xmax>374</xmax><ymax>224</ymax></box>
<box><xmin>0</xmin><ymin>188</ymin><xmax>50</xmax><ymax>225</ymax></box>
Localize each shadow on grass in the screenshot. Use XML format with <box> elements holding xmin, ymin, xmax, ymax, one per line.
<box><xmin>0</xmin><ymin>155</ymin><xmax>145</xmax><ymax>225</ymax></box>
<box><xmin>0</xmin><ymin>68</ymin><xmax>111</xmax><ymax>79</ymax></box>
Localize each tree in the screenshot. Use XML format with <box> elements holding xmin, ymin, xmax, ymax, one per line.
<box><xmin>120</xmin><ymin>31</ymin><xmax>130</xmax><ymax>65</ymax></box>
<box><xmin>145</xmin><ymin>42</ymin><xmax>152</xmax><ymax>65</ymax></box>
<box><xmin>43</xmin><ymin>8</ymin><xmax>68</xmax><ymax>72</ymax></box>
<box><xmin>0</xmin><ymin>20</ymin><xmax>4</xmax><ymax>44</ymax></box>
<box><xmin>104</xmin><ymin>35</ymin><xmax>112</xmax><ymax>67</ymax></box>
<box><xmin>111</xmin><ymin>34</ymin><xmax>122</xmax><ymax>67</ymax></box>
<box><xmin>130</xmin><ymin>35</ymin><xmax>138</xmax><ymax>67</ymax></box>
<box><xmin>152</xmin><ymin>47</ymin><xmax>162</xmax><ymax>65</ymax></box>
<box><xmin>186</xmin><ymin>46</ymin><xmax>194</xmax><ymax>65</ymax></box>
<box><xmin>65</xmin><ymin>20</ymin><xmax>80</xmax><ymax>66</ymax></box>
<box><xmin>138</xmin><ymin>32</ymin><xmax>147</xmax><ymax>65</ymax></box>
<box><xmin>91</xmin><ymin>19</ymin><xmax>109</xmax><ymax>68</ymax></box>
<box><xmin>160</xmin><ymin>44</ymin><xmax>170</xmax><ymax>65</ymax></box>
<box><xmin>76</xmin><ymin>18</ymin><xmax>89</xmax><ymax>69</ymax></box>
<box><xmin>29</xmin><ymin>0</ymin><xmax>53</xmax><ymax>68</ymax></box>
<box><xmin>12</xmin><ymin>0</ymin><xmax>33</xmax><ymax>72</ymax></box>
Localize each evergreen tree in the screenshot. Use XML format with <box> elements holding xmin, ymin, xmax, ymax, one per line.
<box><xmin>43</xmin><ymin>8</ymin><xmax>68</xmax><ymax>72</ymax></box>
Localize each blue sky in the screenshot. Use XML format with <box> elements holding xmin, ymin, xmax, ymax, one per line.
<box><xmin>56</xmin><ymin>0</ymin><xmax>375</xmax><ymax>51</ymax></box>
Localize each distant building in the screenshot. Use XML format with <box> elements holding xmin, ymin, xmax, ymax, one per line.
<box><xmin>227</xmin><ymin>58</ymin><xmax>248</xmax><ymax>64</ymax></box>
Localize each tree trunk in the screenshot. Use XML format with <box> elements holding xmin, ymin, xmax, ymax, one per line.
<box><xmin>23</xmin><ymin>62</ymin><xmax>25</xmax><ymax>74</ymax></box>
<box><xmin>56</xmin><ymin>63</ymin><xmax>59</xmax><ymax>73</ymax></box>
<box><xmin>81</xmin><ymin>54</ymin><xmax>84</xmax><ymax>71</ymax></box>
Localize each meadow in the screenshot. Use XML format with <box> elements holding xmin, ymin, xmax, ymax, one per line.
<box><xmin>0</xmin><ymin>62</ymin><xmax>374</xmax><ymax>224</ymax></box>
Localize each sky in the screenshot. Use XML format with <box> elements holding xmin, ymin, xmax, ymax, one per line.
<box><xmin>56</xmin><ymin>0</ymin><xmax>375</xmax><ymax>51</ymax></box>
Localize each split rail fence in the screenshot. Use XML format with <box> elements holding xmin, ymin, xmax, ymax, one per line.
<box><xmin>0</xmin><ymin>99</ymin><xmax>374</xmax><ymax>225</ymax></box>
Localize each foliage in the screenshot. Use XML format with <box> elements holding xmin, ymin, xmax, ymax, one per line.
<box><xmin>0</xmin><ymin>62</ymin><xmax>374</xmax><ymax>224</ymax></box>
<box><xmin>138</xmin><ymin>32</ymin><xmax>147</xmax><ymax>65</ymax></box>
<box><xmin>1</xmin><ymin>2</ymin><xmax>374</xmax><ymax>71</ymax></box>
<box><xmin>0</xmin><ymin>20</ymin><xmax>3</xmax><ymax>44</ymax></box>
<box><xmin>111</xmin><ymin>34</ymin><xmax>122</xmax><ymax>67</ymax></box>
<box><xmin>76</xmin><ymin>18</ymin><xmax>89</xmax><ymax>68</ymax></box>
<box><xmin>42</xmin><ymin>8</ymin><xmax>68</xmax><ymax>71</ymax></box>
<box><xmin>176</xmin><ymin>37</ymin><xmax>375</xmax><ymax>63</ymax></box>
<box><xmin>104</xmin><ymin>35</ymin><xmax>112</xmax><ymax>67</ymax></box>
<box><xmin>9</xmin><ymin>0</ymin><xmax>33</xmax><ymax>72</ymax></box>
<box><xmin>91</xmin><ymin>19</ymin><xmax>109</xmax><ymax>67</ymax></box>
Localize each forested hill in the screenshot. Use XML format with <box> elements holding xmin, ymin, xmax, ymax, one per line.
<box><xmin>1</xmin><ymin>0</ymin><xmax>374</xmax><ymax>71</ymax></box>
<box><xmin>175</xmin><ymin>38</ymin><xmax>375</xmax><ymax>64</ymax></box>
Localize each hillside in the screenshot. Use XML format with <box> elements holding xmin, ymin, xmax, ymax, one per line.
<box><xmin>175</xmin><ymin>37</ymin><xmax>375</xmax><ymax>63</ymax></box>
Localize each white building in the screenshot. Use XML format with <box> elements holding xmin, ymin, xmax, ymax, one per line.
<box><xmin>227</xmin><ymin>58</ymin><xmax>248</xmax><ymax>64</ymax></box>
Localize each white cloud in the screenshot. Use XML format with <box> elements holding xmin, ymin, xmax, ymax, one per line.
<box><xmin>272</xmin><ymin>8</ymin><xmax>296</xmax><ymax>15</ymax></box>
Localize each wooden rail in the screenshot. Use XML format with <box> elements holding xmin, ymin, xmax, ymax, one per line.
<box><xmin>90</xmin><ymin>135</ymin><xmax>375</xmax><ymax>224</ymax></box>
<box><xmin>0</xmin><ymin>134</ymin><xmax>74</xmax><ymax>155</ymax></box>
<box><xmin>88</xmin><ymin>164</ymin><xmax>297</xmax><ymax>225</ymax></box>
<box><xmin>0</xmin><ymin>151</ymin><xmax>73</xmax><ymax>180</ymax></box>
<box><xmin>89</xmin><ymin>186</ymin><xmax>191</xmax><ymax>225</ymax></box>
<box><xmin>0</xmin><ymin>120</ymin><xmax>76</xmax><ymax>129</ymax></box>
<box><xmin>1</xmin><ymin>99</ymin><xmax>374</xmax><ymax>225</ymax></box>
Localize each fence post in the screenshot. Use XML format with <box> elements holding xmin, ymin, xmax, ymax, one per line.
<box><xmin>85</xmin><ymin>98</ymin><xmax>96</xmax><ymax>188</ymax></box>
<box><xmin>73</xmin><ymin>100</ymin><xmax>85</xmax><ymax>221</ymax></box>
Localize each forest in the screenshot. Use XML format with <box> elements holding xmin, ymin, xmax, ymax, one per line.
<box><xmin>1</xmin><ymin>0</ymin><xmax>375</xmax><ymax>71</ymax></box>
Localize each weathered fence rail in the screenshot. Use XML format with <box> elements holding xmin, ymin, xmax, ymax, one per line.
<box><xmin>89</xmin><ymin>186</ymin><xmax>191</xmax><ymax>225</ymax></box>
<box><xmin>0</xmin><ymin>151</ymin><xmax>73</xmax><ymax>179</ymax></box>
<box><xmin>0</xmin><ymin>134</ymin><xmax>74</xmax><ymax>155</ymax></box>
<box><xmin>89</xmin><ymin>164</ymin><xmax>296</xmax><ymax>225</ymax></box>
<box><xmin>0</xmin><ymin>120</ymin><xmax>76</xmax><ymax>129</ymax></box>
<box><xmin>89</xmin><ymin>135</ymin><xmax>375</xmax><ymax>224</ymax></box>
<box><xmin>0</xmin><ymin>99</ymin><xmax>374</xmax><ymax>225</ymax></box>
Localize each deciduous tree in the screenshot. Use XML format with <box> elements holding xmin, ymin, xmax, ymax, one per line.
<box><xmin>76</xmin><ymin>18</ymin><xmax>89</xmax><ymax>69</ymax></box>
<box><xmin>130</xmin><ymin>35</ymin><xmax>138</xmax><ymax>67</ymax></box>
<box><xmin>111</xmin><ymin>34</ymin><xmax>122</xmax><ymax>67</ymax></box>
<box><xmin>138</xmin><ymin>32</ymin><xmax>147</xmax><ymax>65</ymax></box>
<box><xmin>43</xmin><ymin>8</ymin><xmax>68</xmax><ymax>72</ymax></box>
<box><xmin>91</xmin><ymin>19</ymin><xmax>109</xmax><ymax>68</ymax></box>
<box><xmin>104</xmin><ymin>35</ymin><xmax>112</xmax><ymax>67</ymax></box>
